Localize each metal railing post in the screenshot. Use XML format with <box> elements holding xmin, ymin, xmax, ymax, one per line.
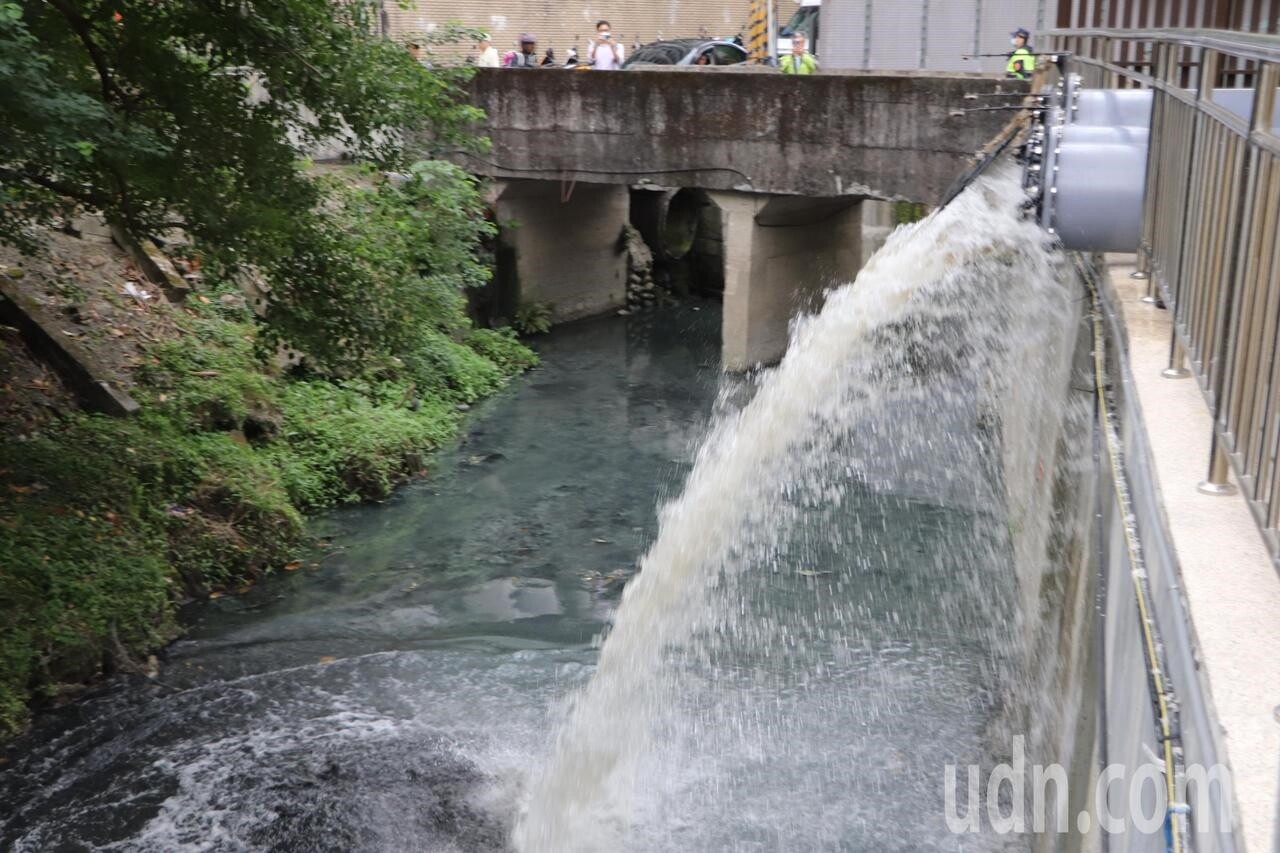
<box><xmin>1132</xmin><ymin>244</ymin><xmax>1151</xmax><ymax>282</ymax></box>
<box><xmin>1163</xmin><ymin>332</ymin><xmax>1192</xmax><ymax>379</ymax></box>
<box><xmin>1199</xmin><ymin>433</ymin><xmax>1239</xmax><ymax>496</ymax></box>
<box><xmin>1134</xmin><ymin>42</ymin><xmax>1165</xmax><ymax>300</ymax></box>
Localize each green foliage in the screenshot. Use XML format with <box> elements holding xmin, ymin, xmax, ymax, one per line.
<box><xmin>260</xmin><ymin>163</ymin><xmax>497</xmax><ymax>373</ymax></box>
<box><xmin>1</xmin><ymin>0</ymin><xmax>488</xmax><ymax>367</ymax></box>
<box><xmin>892</xmin><ymin>201</ymin><xmax>930</xmax><ymax>225</ymax></box>
<box><xmin>514</xmin><ymin>302</ymin><xmax>554</xmax><ymax>336</ymax></box>
<box><xmin>0</xmin><ymin>419</ymin><xmax>183</xmax><ymax>734</ymax></box>
<box><xmin>0</xmin><ymin>266</ymin><xmax>534</xmax><ymax>735</ymax></box>
<box><xmin>266</xmin><ymin>379</ymin><xmax>457</xmax><ymax>509</ymax></box>
<box><xmin>466</xmin><ymin>327</ymin><xmax>540</xmax><ymax>373</ymax></box>
<box><xmin>0</xmin><ymin>0</ymin><xmax>536</xmax><ymax>728</ymax></box>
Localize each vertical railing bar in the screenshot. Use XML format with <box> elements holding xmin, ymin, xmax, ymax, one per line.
<box><xmin>1188</xmin><ymin>118</ymin><xmax>1215</xmax><ymax>371</ymax></box>
<box><xmin>1230</xmin><ymin>152</ymin><xmax>1278</xmax><ymax>463</ymax></box>
<box><xmin>1262</xmin><ymin>343</ymin><xmax>1280</xmax><ymax>528</ymax></box>
<box><xmin>1204</xmin><ymin>128</ymin><xmax>1249</xmax><ymax>425</ymax></box>
<box><xmin>1136</xmin><ymin>41</ymin><xmax>1169</xmax><ymax>288</ymax></box>
<box><xmin>1178</xmin><ymin>109</ymin><xmax>1211</xmax><ymax>349</ymax></box>
<box><xmin>1225</xmin><ymin>153</ymin><xmax>1275</xmax><ymax>458</ymax></box>
<box><xmin>1182</xmin><ymin>47</ymin><xmax>1220</xmax><ymax>329</ymax></box>
<box><xmin>1202</xmin><ymin>54</ymin><xmax>1273</xmax><ymax>492</ymax></box>
<box><xmin>1201</xmin><ymin>123</ymin><xmax>1239</xmax><ymax>394</ymax></box>
<box><xmin>1246</xmin><ymin>167</ymin><xmax>1280</xmax><ymax>507</ymax></box>
<box><xmin>1187</xmin><ymin>120</ymin><xmax>1217</xmax><ymax>372</ymax></box>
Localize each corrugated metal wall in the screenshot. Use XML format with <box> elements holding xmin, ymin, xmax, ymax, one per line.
<box><xmin>866</xmin><ymin>0</ymin><xmax>925</xmax><ymax>69</ymax></box>
<box><xmin>823</xmin><ymin>0</ymin><xmax>1276</xmax><ymax>72</ymax></box>
<box><xmin>383</xmin><ymin>0</ymin><xmax>753</xmax><ymax>60</ymax></box>
<box><xmin>1056</xmin><ymin>0</ymin><xmax>1278</xmax><ymax>33</ymax></box>
<box><xmin>823</xmin><ymin>0</ymin><xmax>1046</xmax><ymax>72</ymax></box>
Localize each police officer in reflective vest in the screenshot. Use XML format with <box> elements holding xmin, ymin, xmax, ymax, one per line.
<box><xmin>782</xmin><ymin>32</ymin><xmax>818</xmax><ymax>75</ymax></box>
<box><xmin>1007</xmin><ymin>28</ymin><xmax>1036</xmax><ymax>79</ymax></box>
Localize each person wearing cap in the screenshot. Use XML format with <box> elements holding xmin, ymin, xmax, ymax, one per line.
<box><xmin>476</xmin><ymin>33</ymin><xmax>500</xmax><ymax>68</ymax></box>
<box><xmin>1007</xmin><ymin>28</ymin><xmax>1036</xmax><ymax>79</ymax></box>
<box><xmin>504</xmin><ymin>34</ymin><xmax>541</xmax><ymax>67</ymax></box>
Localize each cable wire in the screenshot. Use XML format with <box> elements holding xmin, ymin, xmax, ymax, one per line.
<box><xmin>1078</xmin><ymin>254</ymin><xmax>1188</xmax><ymax>853</ymax></box>
<box><xmin>446</xmin><ymin>150</ymin><xmax>757</xmax><ymax>189</ymax></box>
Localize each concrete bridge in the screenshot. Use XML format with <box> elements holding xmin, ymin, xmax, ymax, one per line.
<box><xmin>452</xmin><ymin>68</ymin><xmax>1025</xmax><ymax>368</ymax></box>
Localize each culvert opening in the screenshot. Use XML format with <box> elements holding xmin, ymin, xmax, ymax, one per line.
<box><xmin>630</xmin><ymin>189</ymin><xmax>723</xmax><ymax>300</ymax></box>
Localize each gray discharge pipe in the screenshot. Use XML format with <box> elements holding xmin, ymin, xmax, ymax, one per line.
<box><xmin>1016</xmin><ymin>75</ymin><xmax>1273</xmax><ymax>254</ymax></box>
<box><xmin>1032</xmin><ymin>88</ymin><xmax>1153</xmax><ymax>253</ymax></box>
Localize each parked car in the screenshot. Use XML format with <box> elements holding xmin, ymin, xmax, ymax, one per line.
<box><xmin>622</xmin><ymin>39</ymin><xmax>749</xmax><ymax>68</ymax></box>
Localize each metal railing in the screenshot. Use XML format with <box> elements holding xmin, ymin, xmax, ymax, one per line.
<box><xmin>1044</xmin><ymin>28</ymin><xmax>1280</xmax><ymax>571</ymax></box>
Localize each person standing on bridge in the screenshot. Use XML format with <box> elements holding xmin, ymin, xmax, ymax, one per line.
<box><xmin>586</xmin><ymin>20</ymin><xmax>625</xmax><ymax>69</ymax></box>
<box><xmin>504</xmin><ymin>34</ymin><xmax>542</xmax><ymax>68</ymax></box>
<box><xmin>781</xmin><ymin>32</ymin><xmax>818</xmax><ymax>75</ymax></box>
<box><xmin>1007</xmin><ymin>28</ymin><xmax>1036</xmax><ymax>80</ymax></box>
<box><xmin>475</xmin><ymin>33</ymin><xmax>500</xmax><ymax>68</ymax></box>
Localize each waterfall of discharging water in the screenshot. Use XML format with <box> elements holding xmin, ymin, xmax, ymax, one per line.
<box><xmin>513</xmin><ymin>167</ymin><xmax>1082</xmax><ymax>851</ymax></box>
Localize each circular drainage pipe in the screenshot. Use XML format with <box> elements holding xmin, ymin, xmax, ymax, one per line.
<box><xmin>632</xmin><ymin>189</ymin><xmax>701</xmax><ymax>262</ymax></box>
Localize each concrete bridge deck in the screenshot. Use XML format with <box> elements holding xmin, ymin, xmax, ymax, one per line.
<box><xmin>451</xmin><ymin>68</ymin><xmax>1025</xmax><ymax>369</ymax></box>
<box><xmin>454</xmin><ymin>67</ymin><xmax>1027</xmax><ymax>204</ymax></box>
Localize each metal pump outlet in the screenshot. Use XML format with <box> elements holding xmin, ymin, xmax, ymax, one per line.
<box><xmin>1021</xmin><ymin>74</ymin><xmax>1153</xmax><ymax>252</ymax></box>
<box><xmin>1020</xmin><ymin>72</ymin><xmax>1280</xmax><ymax>252</ymax></box>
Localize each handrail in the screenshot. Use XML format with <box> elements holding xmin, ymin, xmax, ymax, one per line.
<box><xmin>1043</xmin><ymin>29</ymin><xmax>1280</xmax><ymax>573</ymax></box>
<box><xmin>1042</xmin><ymin>27</ymin><xmax>1280</xmax><ymax>63</ymax></box>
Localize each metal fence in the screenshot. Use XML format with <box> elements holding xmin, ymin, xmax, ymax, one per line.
<box><xmin>1044</xmin><ymin>28</ymin><xmax>1280</xmax><ymax>570</ymax></box>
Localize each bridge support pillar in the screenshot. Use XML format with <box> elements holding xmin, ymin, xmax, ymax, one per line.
<box><xmin>491</xmin><ymin>180</ymin><xmax>629</xmax><ymax>323</ymax></box>
<box><xmin>708</xmin><ymin>192</ymin><xmax>862</xmax><ymax>371</ymax></box>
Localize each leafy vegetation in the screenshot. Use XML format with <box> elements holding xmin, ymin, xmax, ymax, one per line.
<box><xmin>0</xmin><ymin>0</ymin><xmax>541</xmax><ymax>734</ymax></box>
<box><xmin>892</xmin><ymin>201</ymin><xmax>930</xmax><ymax>225</ymax></box>
<box><xmin>0</xmin><ymin>269</ymin><xmax>535</xmax><ymax>734</ymax></box>
<box><xmin>514</xmin><ymin>301</ymin><xmax>555</xmax><ymax>336</ymax></box>
<box><xmin>1</xmin><ymin>0</ymin><xmax>485</xmax><ymax>368</ymax></box>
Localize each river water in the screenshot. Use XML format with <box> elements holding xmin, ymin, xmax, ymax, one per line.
<box><xmin>1</xmin><ymin>170</ymin><xmax>1083</xmax><ymax>852</ymax></box>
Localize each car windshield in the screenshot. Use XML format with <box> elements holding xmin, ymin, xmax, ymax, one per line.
<box><xmin>782</xmin><ymin>6</ymin><xmax>818</xmax><ymax>37</ymax></box>
<box><xmin>712</xmin><ymin>44</ymin><xmax>746</xmax><ymax>65</ymax></box>
<box><xmin>624</xmin><ymin>43</ymin><xmax>692</xmax><ymax>66</ymax></box>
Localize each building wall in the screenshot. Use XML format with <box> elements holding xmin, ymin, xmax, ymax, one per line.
<box><xmin>822</xmin><ymin>0</ymin><xmax>1277</xmax><ymax>72</ymax></box>
<box><xmin>1056</xmin><ymin>0</ymin><xmax>1278</xmax><ymax>33</ymax></box>
<box><xmin>822</xmin><ymin>0</ymin><xmax>1049</xmax><ymax>72</ymax></box>
<box><xmin>382</xmin><ymin>0</ymin><xmax>799</xmax><ymax>60</ymax></box>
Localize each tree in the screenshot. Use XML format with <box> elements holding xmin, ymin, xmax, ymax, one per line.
<box><xmin>0</xmin><ymin>0</ymin><xmax>487</xmax><ymax>367</ymax></box>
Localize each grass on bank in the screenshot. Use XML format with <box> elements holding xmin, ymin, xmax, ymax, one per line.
<box><xmin>0</xmin><ymin>270</ymin><xmax>536</xmax><ymax>739</ymax></box>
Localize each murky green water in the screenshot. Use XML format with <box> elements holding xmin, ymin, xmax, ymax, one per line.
<box><xmin>179</xmin><ymin>301</ymin><xmax>726</xmax><ymax>676</ymax></box>
<box><xmin>1</xmin><ymin>302</ymin><xmax>730</xmax><ymax>849</ymax></box>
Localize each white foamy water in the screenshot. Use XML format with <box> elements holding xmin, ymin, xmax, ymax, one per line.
<box><xmin>514</xmin><ymin>167</ymin><xmax>1081</xmax><ymax>851</ymax></box>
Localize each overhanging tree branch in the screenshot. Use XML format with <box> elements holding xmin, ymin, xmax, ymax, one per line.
<box><xmin>42</xmin><ymin>0</ymin><xmax>128</xmax><ymax>107</ymax></box>
<box><xmin>0</xmin><ymin>166</ymin><xmax>111</xmax><ymax>208</ymax></box>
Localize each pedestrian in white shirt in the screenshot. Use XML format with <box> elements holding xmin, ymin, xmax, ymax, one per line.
<box><xmin>475</xmin><ymin>33</ymin><xmax>500</xmax><ymax>68</ymax></box>
<box><xmin>586</xmin><ymin>20</ymin><xmax>624</xmax><ymax>69</ymax></box>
